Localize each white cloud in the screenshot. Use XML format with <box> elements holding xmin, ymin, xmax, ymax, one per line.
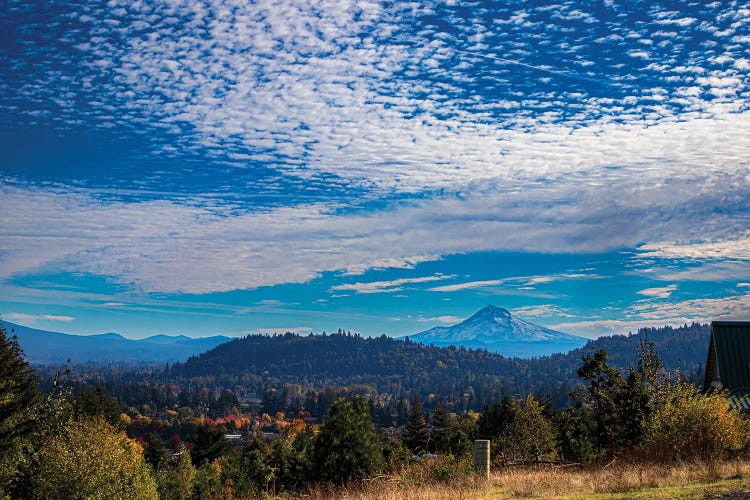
<box><xmin>513</xmin><ymin>304</ymin><xmax>575</xmax><ymax>318</ymax></box>
<box><xmin>330</xmin><ymin>275</ymin><xmax>450</xmax><ymax>294</ymax></box>
<box><xmin>637</xmin><ymin>284</ymin><xmax>678</xmax><ymax>299</ymax></box>
<box><xmin>642</xmin><ymin>262</ymin><xmax>750</xmax><ymax>283</ymax></box>
<box><xmin>429</xmin><ymin>273</ymin><xmax>599</xmax><ymax>293</ymax></box>
<box><xmin>626</xmin><ymin>292</ymin><xmax>750</xmax><ymax>324</ymax></box>
<box><xmin>429</xmin><ymin>280</ymin><xmax>505</xmax><ymax>293</ymax></box>
<box><xmin>551</xmin><ymin>291</ymin><xmax>750</xmax><ymax>338</ymax></box>
<box><xmin>1</xmin><ymin>1</ymin><xmax>749</xmax><ymax>296</ymax></box>
<box><xmin>416</xmin><ymin>315</ymin><xmax>463</xmax><ymax>324</ymax></box>
<box><xmin>256</xmin><ymin>300</ymin><xmax>284</xmax><ymax>306</ymax></box>
<box><xmin>4</xmin><ymin>313</ymin><xmax>75</xmax><ymax>324</ymax></box>
<box><xmin>1</xmin><ymin>174</ymin><xmax>748</xmax><ymax>294</ymax></box>
<box><xmin>639</xmin><ymin>237</ymin><xmax>750</xmax><ymax>261</ymax></box>
<box><xmin>5</xmin><ymin>0</ymin><xmax>749</xmax><ymax>196</ymax></box>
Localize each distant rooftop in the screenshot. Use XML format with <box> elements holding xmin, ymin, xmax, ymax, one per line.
<box><xmin>703</xmin><ymin>321</ymin><xmax>750</xmax><ymax>411</ymax></box>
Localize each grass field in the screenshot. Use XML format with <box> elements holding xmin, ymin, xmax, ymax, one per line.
<box><xmin>301</xmin><ymin>460</ymin><xmax>750</xmax><ymax>499</ymax></box>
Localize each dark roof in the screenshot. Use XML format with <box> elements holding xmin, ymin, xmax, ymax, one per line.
<box><xmin>703</xmin><ymin>322</ymin><xmax>750</xmax><ymax>402</ymax></box>
<box><xmin>727</xmin><ymin>388</ymin><xmax>750</xmax><ymax>412</ymax></box>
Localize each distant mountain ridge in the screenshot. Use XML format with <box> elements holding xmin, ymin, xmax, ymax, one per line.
<box><xmin>1</xmin><ymin>321</ymin><xmax>231</xmax><ymax>364</ymax></box>
<box><xmin>408</xmin><ymin>304</ymin><xmax>588</xmax><ymax>357</ymax></box>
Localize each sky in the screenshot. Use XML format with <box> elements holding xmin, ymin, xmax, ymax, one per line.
<box><xmin>1</xmin><ymin>0</ymin><xmax>748</xmax><ymax>340</ymax></box>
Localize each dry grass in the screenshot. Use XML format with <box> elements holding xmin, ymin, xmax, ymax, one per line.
<box><xmin>491</xmin><ymin>459</ymin><xmax>750</xmax><ymax>498</ymax></box>
<box><xmin>294</xmin><ymin>460</ymin><xmax>750</xmax><ymax>500</ymax></box>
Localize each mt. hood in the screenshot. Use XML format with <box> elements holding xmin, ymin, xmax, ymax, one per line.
<box><xmin>408</xmin><ymin>305</ymin><xmax>588</xmax><ymax>357</ymax></box>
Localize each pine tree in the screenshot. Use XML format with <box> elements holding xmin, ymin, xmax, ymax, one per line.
<box><xmin>477</xmin><ymin>396</ymin><xmax>515</xmax><ymax>440</ymax></box>
<box><xmin>0</xmin><ymin>323</ymin><xmax>39</xmax><ymax>450</ymax></box>
<box><xmin>402</xmin><ymin>397</ymin><xmax>429</xmax><ymax>453</ymax></box>
<box><xmin>0</xmin><ymin>322</ymin><xmax>40</xmax><ymax>495</ymax></box>
<box><xmin>312</xmin><ymin>396</ymin><xmax>384</xmax><ymax>484</ymax></box>
<box><xmin>189</xmin><ymin>423</ymin><xmax>229</xmax><ymax>466</ymax></box>
<box><xmin>144</xmin><ymin>433</ymin><xmax>170</xmax><ymax>470</ymax></box>
<box><xmin>430</xmin><ymin>403</ymin><xmax>453</xmax><ymax>453</ymax></box>
<box><xmin>577</xmin><ymin>349</ymin><xmax>623</xmax><ymax>457</ymax></box>
<box><xmin>73</xmin><ymin>385</ymin><xmax>123</xmax><ymax>427</ymax></box>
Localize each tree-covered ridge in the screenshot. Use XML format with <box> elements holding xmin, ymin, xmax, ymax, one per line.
<box><xmin>174</xmin><ymin>323</ymin><xmax>710</xmax><ymax>380</ymax></box>
<box><xmin>30</xmin><ymin>323</ymin><xmax>710</xmax><ymax>428</ymax></box>
<box><xmin>172</xmin><ymin>331</ymin><xmax>530</xmax><ymax>384</ymax></box>
<box><xmin>163</xmin><ymin>323</ymin><xmax>709</xmax><ymax>409</ymax></box>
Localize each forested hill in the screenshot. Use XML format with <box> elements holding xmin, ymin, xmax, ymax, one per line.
<box><xmin>529</xmin><ymin>322</ymin><xmax>710</xmax><ymax>386</ymax></box>
<box><xmin>170</xmin><ymin>332</ymin><xmax>535</xmax><ymax>405</ymax></box>
<box><xmin>165</xmin><ymin>323</ymin><xmax>710</xmax><ymax>410</ymax></box>
<box><xmin>574</xmin><ymin>322</ymin><xmax>709</xmax><ymax>373</ymax></box>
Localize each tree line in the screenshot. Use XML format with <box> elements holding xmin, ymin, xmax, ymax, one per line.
<box><xmin>31</xmin><ymin>322</ymin><xmax>709</xmax><ymax>429</ymax></box>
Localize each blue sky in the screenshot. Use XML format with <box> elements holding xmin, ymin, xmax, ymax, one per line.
<box><xmin>1</xmin><ymin>0</ymin><xmax>748</xmax><ymax>339</ymax></box>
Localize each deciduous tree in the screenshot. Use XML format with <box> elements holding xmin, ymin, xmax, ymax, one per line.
<box><xmin>32</xmin><ymin>417</ymin><xmax>158</xmax><ymax>499</ymax></box>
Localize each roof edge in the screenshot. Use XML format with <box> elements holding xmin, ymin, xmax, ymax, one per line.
<box><xmin>712</xmin><ymin>321</ymin><xmax>750</xmax><ymax>327</ymax></box>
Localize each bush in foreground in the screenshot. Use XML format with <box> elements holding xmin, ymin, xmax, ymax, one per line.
<box><xmin>642</xmin><ymin>382</ymin><xmax>749</xmax><ymax>462</ymax></box>
<box><xmin>32</xmin><ymin>417</ymin><xmax>158</xmax><ymax>499</ymax></box>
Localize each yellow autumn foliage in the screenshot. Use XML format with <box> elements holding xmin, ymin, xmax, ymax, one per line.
<box><xmin>32</xmin><ymin>417</ymin><xmax>158</xmax><ymax>500</ymax></box>
<box><xmin>642</xmin><ymin>382</ymin><xmax>749</xmax><ymax>461</ymax></box>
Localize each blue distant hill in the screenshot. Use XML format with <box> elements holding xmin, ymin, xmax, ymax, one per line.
<box><xmin>1</xmin><ymin>321</ymin><xmax>231</xmax><ymax>365</ymax></box>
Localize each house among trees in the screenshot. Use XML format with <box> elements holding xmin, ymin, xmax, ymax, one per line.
<box><xmin>703</xmin><ymin>321</ymin><xmax>750</xmax><ymax>411</ymax></box>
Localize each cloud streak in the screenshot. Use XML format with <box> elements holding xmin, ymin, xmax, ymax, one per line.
<box><xmin>330</xmin><ymin>275</ymin><xmax>451</xmax><ymax>294</ymax></box>
<box><xmin>4</xmin><ymin>313</ymin><xmax>75</xmax><ymax>324</ymax></box>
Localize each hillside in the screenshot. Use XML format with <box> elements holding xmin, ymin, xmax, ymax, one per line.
<box><xmin>158</xmin><ymin>323</ymin><xmax>710</xmax><ymax>417</ymax></box>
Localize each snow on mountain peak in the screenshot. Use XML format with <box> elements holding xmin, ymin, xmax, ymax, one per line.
<box><xmin>409</xmin><ymin>305</ymin><xmax>587</xmax><ymax>356</ymax></box>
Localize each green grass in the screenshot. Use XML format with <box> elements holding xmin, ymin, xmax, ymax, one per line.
<box><xmin>568</xmin><ymin>476</ymin><xmax>750</xmax><ymax>500</ymax></box>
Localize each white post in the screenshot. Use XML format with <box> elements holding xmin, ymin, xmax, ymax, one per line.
<box><xmin>474</xmin><ymin>439</ymin><xmax>490</xmax><ymax>478</ymax></box>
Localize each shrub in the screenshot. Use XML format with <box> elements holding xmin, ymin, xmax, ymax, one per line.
<box><xmin>32</xmin><ymin>417</ymin><xmax>158</xmax><ymax>499</ymax></box>
<box><xmin>399</xmin><ymin>453</ymin><xmax>473</xmax><ymax>486</ymax></box>
<box><xmin>642</xmin><ymin>382</ymin><xmax>749</xmax><ymax>462</ymax></box>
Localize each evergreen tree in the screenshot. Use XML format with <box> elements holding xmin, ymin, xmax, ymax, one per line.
<box><xmin>402</xmin><ymin>397</ymin><xmax>429</xmax><ymax>453</ymax></box>
<box><xmin>287</xmin><ymin>426</ymin><xmax>315</xmax><ymax>489</ymax></box>
<box><xmin>235</xmin><ymin>439</ymin><xmax>274</xmax><ymax>497</ymax></box>
<box><xmin>555</xmin><ymin>406</ymin><xmax>594</xmax><ymax>463</ymax></box>
<box><xmin>189</xmin><ymin>422</ymin><xmax>229</xmax><ymax>466</ymax></box>
<box><xmin>429</xmin><ymin>403</ymin><xmax>453</xmax><ymax>453</ymax></box>
<box><xmin>156</xmin><ymin>444</ymin><xmax>196</xmax><ymax>500</ymax></box>
<box><xmin>0</xmin><ymin>322</ymin><xmax>40</xmax><ymax>495</ymax></box>
<box><xmin>576</xmin><ymin>349</ymin><xmax>623</xmax><ymax>457</ymax></box>
<box><xmin>614</xmin><ymin>333</ymin><xmax>666</xmax><ymax>449</ymax></box>
<box><xmin>312</xmin><ymin>396</ymin><xmax>384</xmax><ymax>484</ymax></box>
<box><xmin>447</xmin><ymin>412</ymin><xmax>479</xmax><ymax>456</ymax></box>
<box><xmin>477</xmin><ymin>397</ymin><xmax>515</xmax><ymax>440</ymax></box>
<box><xmin>73</xmin><ymin>385</ymin><xmax>122</xmax><ymax>427</ymax></box>
<box><xmin>144</xmin><ymin>432</ymin><xmax>170</xmax><ymax>470</ymax></box>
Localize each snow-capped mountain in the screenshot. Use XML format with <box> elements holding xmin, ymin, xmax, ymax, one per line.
<box><xmin>408</xmin><ymin>305</ymin><xmax>588</xmax><ymax>357</ymax></box>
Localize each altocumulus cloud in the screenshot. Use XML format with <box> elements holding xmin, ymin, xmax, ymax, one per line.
<box><xmin>0</xmin><ymin>0</ymin><xmax>748</xmax><ymax>297</ymax></box>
